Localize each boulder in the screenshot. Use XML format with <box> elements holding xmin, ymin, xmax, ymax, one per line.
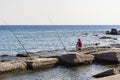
<box><xmin>106</xmin><ymin>28</ymin><xmax>120</xmax><ymax>35</ymax></box>
<box><xmin>94</xmin><ymin>74</ymin><xmax>120</xmax><ymax>80</ymax></box>
<box><xmin>93</xmin><ymin>51</ymin><xmax>120</xmax><ymax>64</ymax></box>
<box><xmin>59</xmin><ymin>53</ymin><xmax>94</xmax><ymax>66</ymax></box>
<box><xmin>26</xmin><ymin>58</ymin><xmax>59</xmax><ymax>70</ymax></box>
<box><xmin>93</xmin><ymin>68</ymin><xmax>120</xmax><ymax>78</ymax></box>
<box><xmin>111</xmin><ymin>28</ymin><xmax>117</xmax><ymax>34</ymax></box>
<box><xmin>106</xmin><ymin>31</ymin><xmax>110</xmax><ymax>34</ymax></box>
<box><xmin>0</xmin><ymin>60</ymin><xmax>27</xmax><ymax>74</ymax></box>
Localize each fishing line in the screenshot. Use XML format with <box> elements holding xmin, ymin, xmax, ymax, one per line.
<box><xmin>27</xmin><ymin>28</ymin><xmax>39</xmax><ymax>52</ymax></box>
<box><xmin>0</xmin><ymin>19</ymin><xmax>28</xmax><ymax>55</ymax></box>
<box><xmin>48</xmin><ymin>17</ymin><xmax>68</xmax><ymax>53</ymax></box>
<box><xmin>8</xmin><ymin>27</ymin><xmax>28</xmax><ymax>54</ymax></box>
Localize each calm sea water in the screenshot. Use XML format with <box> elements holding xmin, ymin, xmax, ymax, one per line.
<box><xmin>0</xmin><ymin>25</ymin><xmax>120</xmax><ymax>55</ymax></box>
<box><xmin>0</xmin><ymin>25</ymin><xmax>120</xmax><ymax>80</ymax></box>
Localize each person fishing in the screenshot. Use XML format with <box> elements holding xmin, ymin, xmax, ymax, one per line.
<box><xmin>76</xmin><ymin>39</ymin><xmax>82</xmax><ymax>50</ymax></box>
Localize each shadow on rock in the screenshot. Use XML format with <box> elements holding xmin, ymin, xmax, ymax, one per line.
<box><xmin>93</xmin><ymin>52</ymin><xmax>120</xmax><ymax>64</ymax></box>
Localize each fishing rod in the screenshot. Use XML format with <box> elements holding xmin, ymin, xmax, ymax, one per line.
<box><xmin>48</xmin><ymin>17</ymin><xmax>68</xmax><ymax>53</ymax></box>
<box><xmin>9</xmin><ymin>27</ymin><xmax>28</xmax><ymax>54</ymax></box>
<box><xmin>1</xmin><ymin>19</ymin><xmax>28</xmax><ymax>55</ymax></box>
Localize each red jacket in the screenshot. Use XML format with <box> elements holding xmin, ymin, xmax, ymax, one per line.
<box><xmin>77</xmin><ymin>41</ymin><xmax>82</xmax><ymax>47</ymax></box>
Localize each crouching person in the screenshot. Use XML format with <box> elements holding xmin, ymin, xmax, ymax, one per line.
<box><xmin>76</xmin><ymin>39</ymin><xmax>82</xmax><ymax>50</ymax></box>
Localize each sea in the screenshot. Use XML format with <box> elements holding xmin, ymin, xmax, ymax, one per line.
<box><xmin>0</xmin><ymin>25</ymin><xmax>120</xmax><ymax>80</ymax></box>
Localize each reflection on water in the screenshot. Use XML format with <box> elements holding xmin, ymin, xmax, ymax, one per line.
<box><xmin>1</xmin><ymin>64</ymin><xmax>118</xmax><ymax>80</ymax></box>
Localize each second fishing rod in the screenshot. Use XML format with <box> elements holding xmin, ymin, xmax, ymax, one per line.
<box><xmin>48</xmin><ymin>17</ymin><xmax>68</xmax><ymax>54</ymax></box>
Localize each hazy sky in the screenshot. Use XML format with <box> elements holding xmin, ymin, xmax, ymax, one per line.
<box><xmin>0</xmin><ymin>0</ymin><xmax>120</xmax><ymax>25</ymax></box>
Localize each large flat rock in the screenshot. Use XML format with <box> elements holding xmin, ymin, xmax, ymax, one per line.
<box><xmin>0</xmin><ymin>60</ymin><xmax>27</xmax><ymax>74</ymax></box>
<box><xmin>26</xmin><ymin>57</ymin><xmax>59</xmax><ymax>70</ymax></box>
<box><xmin>59</xmin><ymin>53</ymin><xmax>94</xmax><ymax>66</ymax></box>
<box><xmin>0</xmin><ymin>57</ymin><xmax>59</xmax><ymax>75</ymax></box>
<box><xmin>77</xmin><ymin>46</ymin><xmax>111</xmax><ymax>54</ymax></box>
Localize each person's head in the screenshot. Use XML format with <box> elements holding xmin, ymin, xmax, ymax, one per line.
<box><xmin>78</xmin><ymin>39</ymin><xmax>80</xmax><ymax>41</ymax></box>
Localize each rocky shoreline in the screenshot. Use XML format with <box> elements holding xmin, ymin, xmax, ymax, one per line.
<box><xmin>1</xmin><ymin>45</ymin><xmax>120</xmax><ymax>79</ymax></box>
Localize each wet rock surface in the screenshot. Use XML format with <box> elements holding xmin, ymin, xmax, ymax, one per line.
<box><xmin>0</xmin><ymin>55</ymin><xmax>17</xmax><ymax>61</ymax></box>
<box><xmin>99</xmin><ymin>36</ymin><xmax>117</xmax><ymax>40</ymax></box>
<box><xmin>16</xmin><ymin>54</ymin><xmax>30</xmax><ymax>57</ymax></box>
<box><xmin>18</xmin><ymin>49</ymin><xmax>66</xmax><ymax>57</ymax></box>
<box><xmin>110</xmin><ymin>44</ymin><xmax>120</xmax><ymax>48</ymax></box>
<box><xmin>94</xmin><ymin>74</ymin><xmax>120</xmax><ymax>80</ymax></box>
<box><xmin>93</xmin><ymin>68</ymin><xmax>120</xmax><ymax>78</ymax></box>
